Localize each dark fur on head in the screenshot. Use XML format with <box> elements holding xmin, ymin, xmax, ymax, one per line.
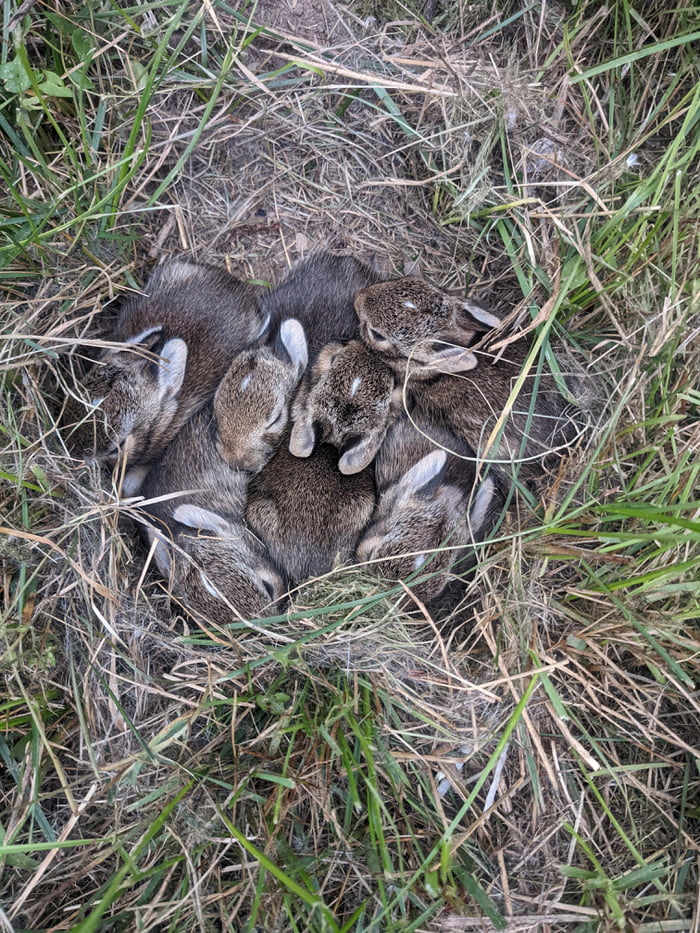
<box><xmin>290</xmin><ymin>340</ymin><xmax>398</xmax><ymax>475</ymax></box>
<box><xmin>246</xmin><ymin>434</ymin><xmax>376</xmax><ymax>586</ymax></box>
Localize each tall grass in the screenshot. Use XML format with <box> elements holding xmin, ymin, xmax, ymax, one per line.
<box><xmin>1</xmin><ymin>1</ymin><xmax>698</xmax><ymax>930</ymax></box>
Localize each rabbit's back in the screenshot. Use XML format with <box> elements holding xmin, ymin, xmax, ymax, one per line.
<box><xmin>262</xmin><ymin>253</ymin><xmax>382</xmax><ymax>359</ymax></box>
<box><xmin>246</xmin><ymin>438</ymin><xmax>376</xmax><ymax>585</ymax></box>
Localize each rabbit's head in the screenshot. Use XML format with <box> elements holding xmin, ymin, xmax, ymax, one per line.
<box><xmin>289</xmin><ymin>340</ymin><xmax>398</xmax><ymax>475</ymax></box>
<box><xmin>213</xmin><ymin>319</ymin><xmax>308</xmax><ymax>473</ymax></box>
<box><xmin>82</xmin><ymin>326</ymin><xmax>188</xmax><ymax>466</ymax></box>
<box><xmin>355</xmin><ymin>277</ymin><xmax>501</xmax><ymax>374</ymax></box>
<box><xmin>147</xmin><ymin>504</ymin><xmax>285</xmax><ymax>622</ymax></box>
<box><xmin>357</xmin><ymin>450</ymin><xmax>496</xmax><ymax>604</ymax></box>
<box><xmin>79</xmin><ymin>260</ymin><xmax>268</xmax><ymax>468</ymax></box>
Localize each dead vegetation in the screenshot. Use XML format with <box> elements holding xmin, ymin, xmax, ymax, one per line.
<box><xmin>1</xmin><ymin>0</ymin><xmax>699</xmax><ymax>930</ymax></box>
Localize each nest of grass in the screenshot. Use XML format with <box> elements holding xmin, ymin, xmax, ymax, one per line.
<box><xmin>2</xmin><ymin>1</ymin><xmax>699</xmax><ymax>930</ymax></box>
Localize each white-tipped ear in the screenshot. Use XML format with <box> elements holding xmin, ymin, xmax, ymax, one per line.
<box><xmin>146</xmin><ymin>527</ymin><xmax>172</xmax><ymax>577</ymax></box>
<box><xmin>338</xmin><ymin>437</ymin><xmax>377</xmax><ymax>475</ymax></box>
<box><xmin>459</xmin><ymin>300</ymin><xmax>501</xmax><ymax>329</ymax></box>
<box><xmin>289</xmin><ymin>416</ymin><xmax>315</xmax><ymax>458</ymax></box>
<box><xmin>469</xmin><ymin>477</ymin><xmax>496</xmax><ymax>536</ymax></box>
<box><xmin>125</xmin><ymin>325</ymin><xmax>163</xmax><ymax>347</ymax></box>
<box><xmin>401</xmin><ymin>450</ymin><xmax>447</xmax><ymax>496</ymax></box>
<box><xmin>173</xmin><ymin>504</ymin><xmax>232</xmax><ymax>536</ymax></box>
<box><xmin>425</xmin><ymin>345</ymin><xmax>478</xmax><ymax>374</ymax></box>
<box><xmin>279</xmin><ymin>319</ymin><xmax>308</xmax><ymax>374</ymax></box>
<box><xmin>157</xmin><ymin>338</ymin><xmax>188</xmax><ymax>398</ymax></box>
<box><xmin>122</xmin><ymin>465</ymin><xmax>150</xmax><ymax>497</ymax></box>
<box><xmin>255</xmin><ymin>310</ymin><xmax>271</xmax><ymax>341</ymax></box>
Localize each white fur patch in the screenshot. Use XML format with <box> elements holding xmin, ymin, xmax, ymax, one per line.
<box><xmin>125</xmin><ymin>325</ymin><xmax>162</xmax><ymax>346</ymax></box>
<box><xmin>349</xmin><ymin>376</ymin><xmax>362</xmax><ymax>398</ymax></box>
<box><xmin>469</xmin><ymin>477</ymin><xmax>495</xmax><ymax>535</ymax></box>
<box><xmin>402</xmin><ymin>300</ymin><xmax>417</xmax><ymax>310</ymax></box>
<box><xmin>199</xmin><ymin>571</ymin><xmax>222</xmax><ymax>599</ymax></box>
<box><xmin>240</xmin><ymin>373</ymin><xmax>252</xmax><ymax>392</ymax></box>
<box><xmin>413</xmin><ymin>553</ymin><xmax>428</xmax><ymax>570</ymax></box>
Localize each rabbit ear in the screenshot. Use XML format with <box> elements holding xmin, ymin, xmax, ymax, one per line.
<box><xmin>173</xmin><ymin>504</ymin><xmax>232</xmax><ymax>536</ymax></box>
<box><xmin>421</xmin><ymin>343</ymin><xmax>478</xmax><ymax>373</ymax></box>
<box><xmin>146</xmin><ymin>526</ymin><xmax>172</xmax><ymax>577</ymax></box>
<box><xmin>338</xmin><ymin>436</ymin><xmax>379</xmax><ymax>475</ymax></box>
<box><xmin>468</xmin><ymin>476</ymin><xmax>500</xmax><ymax>536</ymax></box>
<box><xmin>254</xmin><ymin>310</ymin><xmax>271</xmax><ymax>341</ymax></box>
<box><xmin>125</xmin><ymin>325</ymin><xmax>164</xmax><ymax>349</ymax></box>
<box><xmin>277</xmin><ymin>319</ymin><xmax>308</xmax><ymax>375</ymax></box>
<box><xmin>314</xmin><ymin>342</ymin><xmax>344</xmax><ymax>375</ymax></box>
<box><xmin>399</xmin><ymin>450</ymin><xmax>448</xmax><ymax>499</ymax></box>
<box><xmin>156</xmin><ymin>338</ymin><xmax>188</xmax><ymax>399</ymax></box>
<box><xmin>289</xmin><ymin>413</ymin><xmax>316</xmax><ymax>458</ymax></box>
<box><xmin>457</xmin><ymin>298</ymin><xmax>501</xmax><ymax>331</ymax></box>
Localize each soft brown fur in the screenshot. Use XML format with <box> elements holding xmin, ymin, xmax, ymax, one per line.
<box><xmin>289</xmin><ymin>339</ymin><xmax>398</xmax><ymax>475</ymax></box>
<box><xmin>262</xmin><ymin>252</ymin><xmax>382</xmax><ymax>360</ymax></box>
<box><xmin>355</xmin><ymin>276</ymin><xmax>500</xmax><ymax>373</ymax></box>
<box><xmin>213</xmin><ymin>319</ymin><xmax>308</xmax><ymax>473</ymax></box>
<box><xmin>356</xmin><ymin>414</ymin><xmax>502</xmax><ymax>605</ymax></box>
<box><xmin>80</xmin><ymin>260</ymin><xmax>266</xmax><ymax>476</ymax></box>
<box><xmin>246</xmin><ymin>434</ymin><xmax>376</xmax><ymax>586</ymax></box>
<box><xmin>355</xmin><ymin>276</ymin><xmax>584</xmax><ymax>482</ymax></box>
<box><xmin>139</xmin><ymin>405</ymin><xmax>285</xmax><ymax>621</ymax></box>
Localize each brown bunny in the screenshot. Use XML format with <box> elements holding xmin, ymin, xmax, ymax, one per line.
<box><xmin>356</xmin><ymin>275</ymin><xmax>585</xmax><ymax>482</ymax></box>
<box><xmin>139</xmin><ymin>404</ymin><xmax>285</xmax><ymax>621</ymax></box>
<box><xmin>356</xmin><ymin>413</ymin><xmax>501</xmax><ymax>605</ymax></box>
<box><xmin>80</xmin><ymin>260</ymin><xmax>268</xmax><ymax>491</ymax></box>
<box><xmin>213</xmin><ymin>319</ymin><xmax>308</xmax><ymax>473</ymax></box>
<box><xmin>289</xmin><ymin>339</ymin><xmax>399</xmax><ymax>475</ymax></box>
<box><xmin>245</xmin><ymin>433</ymin><xmax>376</xmax><ymax>586</ymax></box>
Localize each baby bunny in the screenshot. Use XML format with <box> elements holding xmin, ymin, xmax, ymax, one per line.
<box><xmin>356</xmin><ymin>276</ymin><xmax>583</xmax><ymax>481</ymax></box>
<box><xmin>355</xmin><ymin>275</ymin><xmax>501</xmax><ymax>375</ymax></box>
<box><xmin>139</xmin><ymin>404</ymin><xmax>285</xmax><ymax>621</ymax></box>
<box><xmin>356</xmin><ymin>414</ymin><xmax>502</xmax><ymax>606</ymax></box>
<box><xmin>145</xmin><ymin>506</ymin><xmax>284</xmax><ymax>624</ymax></box>
<box><xmin>245</xmin><ymin>433</ymin><xmax>376</xmax><ymax>586</ymax></box>
<box><xmin>80</xmin><ymin>259</ymin><xmax>268</xmax><ymax>483</ymax></box>
<box><xmin>289</xmin><ymin>339</ymin><xmax>398</xmax><ymax>475</ymax></box>
<box><xmin>261</xmin><ymin>251</ymin><xmax>382</xmax><ymax>359</ymax></box>
<box><xmin>213</xmin><ymin>319</ymin><xmax>308</xmax><ymax>472</ymax></box>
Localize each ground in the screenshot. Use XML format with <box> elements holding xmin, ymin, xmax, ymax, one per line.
<box><xmin>1</xmin><ymin>1</ymin><xmax>699</xmax><ymax>931</ymax></box>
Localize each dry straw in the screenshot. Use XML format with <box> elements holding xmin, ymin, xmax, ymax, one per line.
<box><xmin>1</xmin><ymin>1</ymin><xmax>698</xmax><ymax>930</ymax></box>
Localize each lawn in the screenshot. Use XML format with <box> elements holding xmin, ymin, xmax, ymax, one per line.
<box><xmin>1</xmin><ymin>1</ymin><xmax>699</xmax><ymax>930</ymax></box>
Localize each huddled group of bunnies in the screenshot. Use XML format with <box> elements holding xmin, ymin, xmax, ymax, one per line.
<box><xmin>78</xmin><ymin>252</ymin><xmax>583</xmax><ymax>622</ymax></box>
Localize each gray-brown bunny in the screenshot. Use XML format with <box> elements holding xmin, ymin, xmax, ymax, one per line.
<box><xmin>140</xmin><ymin>404</ymin><xmax>285</xmax><ymax>621</ymax></box>
<box><xmin>245</xmin><ymin>432</ymin><xmax>376</xmax><ymax>586</ymax></box>
<box><xmin>356</xmin><ymin>413</ymin><xmax>501</xmax><ymax>605</ymax></box>
<box><xmin>261</xmin><ymin>251</ymin><xmax>382</xmax><ymax>359</ymax></box>
<box><xmin>356</xmin><ymin>275</ymin><xmax>585</xmax><ymax>482</ymax></box>
<box><xmin>213</xmin><ymin>318</ymin><xmax>308</xmax><ymax>473</ymax></box>
<box><xmin>79</xmin><ymin>260</ymin><xmax>268</xmax><ymax>489</ymax></box>
<box><xmin>289</xmin><ymin>339</ymin><xmax>399</xmax><ymax>475</ymax></box>
<box><xmin>355</xmin><ymin>275</ymin><xmax>500</xmax><ymax>374</ymax></box>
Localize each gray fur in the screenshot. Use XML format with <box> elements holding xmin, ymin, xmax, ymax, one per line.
<box><xmin>356</xmin><ymin>413</ymin><xmax>503</xmax><ymax>605</ymax></box>
<box><xmin>213</xmin><ymin>318</ymin><xmax>308</xmax><ymax>472</ymax></box>
<box><xmin>289</xmin><ymin>340</ymin><xmax>398</xmax><ymax>475</ymax></box>
<box><xmin>139</xmin><ymin>404</ymin><xmax>285</xmax><ymax>621</ymax></box>
<box><xmin>80</xmin><ymin>259</ymin><xmax>266</xmax><ymax>477</ymax></box>
<box><xmin>356</xmin><ymin>275</ymin><xmax>586</xmax><ymax>482</ymax></box>
<box><xmin>246</xmin><ymin>434</ymin><xmax>376</xmax><ymax>586</ymax></box>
